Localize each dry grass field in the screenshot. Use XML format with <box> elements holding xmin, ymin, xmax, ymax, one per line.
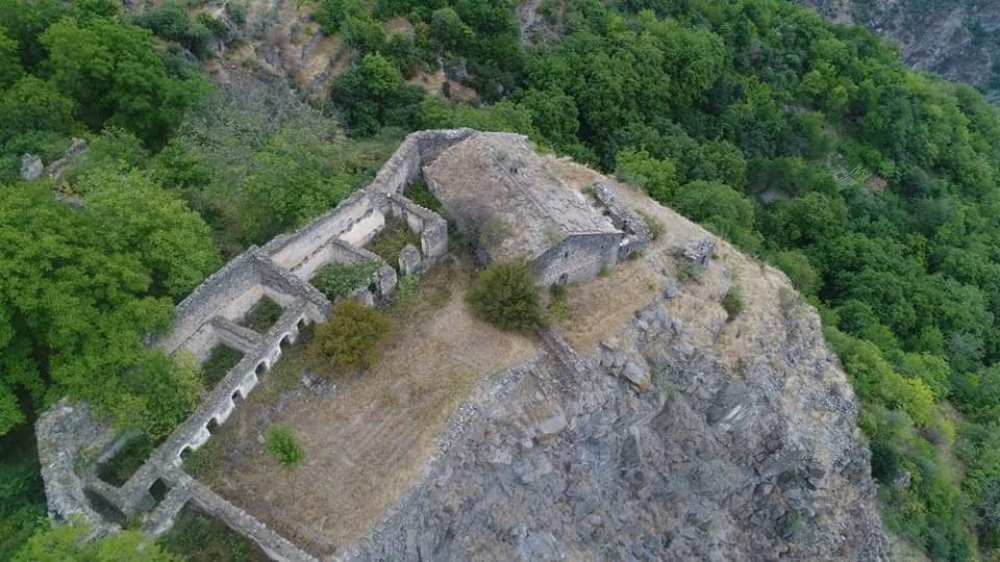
<box><xmin>190</xmin><ymin>260</ymin><xmax>538</xmax><ymax>556</ymax></box>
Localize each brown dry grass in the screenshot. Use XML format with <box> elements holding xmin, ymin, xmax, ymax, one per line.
<box><xmin>542</xmin><ymin>156</ymin><xmax>804</xmax><ymax>375</ymax></box>
<box><xmin>194</xmin><ymin>260</ymin><xmax>538</xmax><ymax>556</ymax></box>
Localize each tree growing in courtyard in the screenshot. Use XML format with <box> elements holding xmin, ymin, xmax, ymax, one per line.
<box><xmin>307</xmin><ymin>298</ymin><xmax>392</xmax><ymax>374</ymax></box>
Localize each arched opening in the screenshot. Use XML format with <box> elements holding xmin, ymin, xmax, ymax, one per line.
<box><xmin>206</xmin><ymin>417</ymin><xmax>220</xmax><ymax>434</ymax></box>
<box><xmin>297</xmin><ymin>317</ymin><xmax>306</xmax><ymax>330</ymax></box>
<box><xmin>232</xmin><ymin>390</ymin><xmax>243</xmax><ymax>404</ymax></box>
<box><xmin>279</xmin><ymin>334</ymin><xmax>291</xmax><ymax>349</ymax></box>
<box><xmin>255</xmin><ymin>362</ymin><xmax>266</xmax><ymax>375</ymax></box>
<box><xmin>179</xmin><ymin>447</ymin><xmax>193</xmax><ymax>463</ymax></box>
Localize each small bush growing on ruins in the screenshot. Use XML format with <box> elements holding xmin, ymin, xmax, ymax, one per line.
<box><xmin>395</xmin><ymin>274</ymin><xmax>420</xmax><ymax>302</ymax></box>
<box><xmin>467</xmin><ymin>261</ymin><xmax>544</xmax><ymax>331</ymax></box>
<box><xmin>265</xmin><ymin>425</ymin><xmax>303</xmax><ymax>467</ymax></box>
<box><xmin>96</xmin><ymin>435</ymin><xmax>156</xmax><ymax>486</ymax></box>
<box><xmin>242</xmin><ymin>296</ymin><xmax>283</xmax><ymax>333</ymax></box>
<box><xmin>677</xmin><ymin>263</ymin><xmax>702</xmax><ymax>283</ymax></box>
<box><xmin>307</xmin><ymin>299</ymin><xmax>392</xmax><ymax>374</ymax></box>
<box><xmin>722</xmin><ymin>286</ymin><xmax>744</xmax><ymax>322</ymax></box>
<box><xmin>404</xmin><ymin>180</ymin><xmax>444</xmax><ymax>214</ymax></box>
<box><xmin>158</xmin><ymin>507</ymin><xmax>256</xmax><ymax>561</ymax></box>
<box><xmin>312</xmin><ymin>260</ymin><xmax>380</xmax><ymax>301</ymax></box>
<box><xmin>547</xmin><ymin>283</ymin><xmax>570</xmax><ymax>321</ymax></box>
<box><xmin>366</xmin><ymin>216</ymin><xmax>421</xmax><ymax>270</ymax></box>
<box><xmin>637</xmin><ymin>210</ymin><xmax>665</xmax><ymax>241</ymax></box>
<box><xmin>200</xmin><ymin>345</ymin><xmax>244</xmax><ymax>387</ymax></box>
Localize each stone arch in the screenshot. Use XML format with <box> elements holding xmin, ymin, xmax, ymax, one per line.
<box><xmin>206</xmin><ymin>417</ymin><xmax>220</xmax><ymax>434</ymax></box>
<box><xmin>255</xmin><ymin>362</ymin><xmax>267</xmax><ymax>375</ymax></box>
<box><xmin>279</xmin><ymin>334</ymin><xmax>291</xmax><ymax>348</ymax></box>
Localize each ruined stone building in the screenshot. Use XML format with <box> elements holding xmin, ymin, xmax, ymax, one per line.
<box><xmin>424</xmin><ymin>132</ymin><xmax>647</xmax><ymax>286</ymax></box>
<box><xmin>33</xmin><ymin>129</ymin><xmax>654</xmax><ymax>561</ymax></box>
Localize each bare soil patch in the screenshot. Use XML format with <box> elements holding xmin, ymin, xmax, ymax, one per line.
<box><xmin>191</xmin><ymin>260</ymin><xmax>538</xmax><ymax>556</ymax></box>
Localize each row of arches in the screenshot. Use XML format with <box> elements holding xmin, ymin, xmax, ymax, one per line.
<box><xmin>176</xmin><ymin>316</ymin><xmax>308</xmax><ymax>465</ymax></box>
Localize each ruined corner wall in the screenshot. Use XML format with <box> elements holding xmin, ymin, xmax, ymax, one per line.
<box><xmin>262</xmin><ymin>129</ymin><xmax>473</xmax><ymax>281</ymax></box>
<box><xmin>532</xmin><ymin>232</ymin><xmax>622</xmax><ymax>286</ymax></box>
<box><xmin>157</xmin><ymin>248</ymin><xmax>330</xmax><ymax>361</ymax></box>
<box><xmin>593</xmin><ymin>181</ymin><xmax>650</xmax><ymax>258</ymax></box>
<box><xmin>35</xmin><ymin>400</ymin><xmax>120</xmax><ymax>534</ymax></box>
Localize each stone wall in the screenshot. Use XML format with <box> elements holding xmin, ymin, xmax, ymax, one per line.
<box><xmin>384</xmin><ymin>194</ymin><xmax>448</xmax><ymax>265</ymax></box>
<box><xmin>263</xmin><ymin>191</ymin><xmax>380</xmax><ymax>276</ymax></box>
<box><xmin>532</xmin><ymin>232</ymin><xmax>621</xmax><ymax>286</ymax></box>
<box><xmin>593</xmin><ymin>181</ymin><xmax>651</xmax><ymax>259</ymax></box>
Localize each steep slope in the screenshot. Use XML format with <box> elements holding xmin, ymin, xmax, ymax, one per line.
<box><xmin>343</xmin><ymin>147</ymin><xmax>889</xmax><ymax>560</ymax></box>
<box><xmin>801</xmin><ymin>0</ymin><xmax>1000</xmax><ymax>101</ymax></box>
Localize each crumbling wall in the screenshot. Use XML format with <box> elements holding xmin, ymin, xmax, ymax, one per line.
<box><xmin>36</xmin><ymin>400</ymin><xmax>121</xmax><ymax>534</ymax></box>
<box><xmin>532</xmin><ymin>232</ymin><xmax>621</xmax><ymax>286</ymax></box>
<box><xmin>593</xmin><ymin>181</ymin><xmax>650</xmax><ymax>259</ymax></box>
<box><xmin>384</xmin><ymin>194</ymin><xmax>448</xmax><ymax>265</ymax></box>
<box><xmin>264</xmin><ymin>191</ymin><xmax>379</xmax><ymax>274</ymax></box>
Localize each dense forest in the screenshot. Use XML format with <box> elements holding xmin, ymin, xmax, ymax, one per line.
<box><xmin>5</xmin><ymin>0</ymin><xmax>1000</xmax><ymax>558</ymax></box>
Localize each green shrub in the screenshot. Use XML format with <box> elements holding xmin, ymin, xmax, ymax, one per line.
<box><xmin>403</xmin><ymin>180</ymin><xmax>444</xmax><ymax>214</ymax></box>
<box><xmin>466</xmin><ymin>261</ymin><xmax>544</xmax><ymax>331</ymax></box>
<box><xmin>307</xmin><ymin>299</ymin><xmax>392</xmax><ymax>373</ymax></box>
<box><xmin>225</xmin><ymin>2</ymin><xmax>246</xmax><ymax>27</ymax></box>
<box><xmin>722</xmin><ymin>286</ymin><xmax>744</xmax><ymax>322</ymax></box>
<box><xmin>158</xmin><ymin>508</ymin><xmax>256</xmax><ymax>561</ymax></box>
<box><xmin>195</xmin><ymin>12</ymin><xmax>228</xmax><ymax>40</ymax></box>
<box><xmin>366</xmin><ymin>216</ymin><xmax>420</xmax><ymax>268</ymax></box>
<box><xmin>395</xmin><ymin>274</ymin><xmax>419</xmax><ymax>302</ymax></box>
<box><xmin>677</xmin><ymin>263</ymin><xmax>702</xmax><ymax>283</ymax></box>
<box><xmin>200</xmin><ymin>345</ymin><xmax>243</xmax><ymax>387</ymax></box>
<box><xmin>264</xmin><ymin>425</ymin><xmax>303</xmax><ymax>467</ymax></box>
<box><xmin>637</xmin><ymin>210</ymin><xmax>665</xmax><ymax>241</ymax></box>
<box><xmin>241</xmin><ymin>296</ymin><xmax>283</xmax><ymax>333</ymax></box>
<box><xmin>96</xmin><ymin>435</ymin><xmax>155</xmax><ymax>486</ymax></box>
<box><xmin>311</xmin><ymin>260</ymin><xmax>379</xmax><ymax>301</ymax></box>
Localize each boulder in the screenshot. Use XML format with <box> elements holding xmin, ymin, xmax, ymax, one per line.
<box><xmin>20</xmin><ymin>154</ymin><xmax>43</xmax><ymax>180</ymax></box>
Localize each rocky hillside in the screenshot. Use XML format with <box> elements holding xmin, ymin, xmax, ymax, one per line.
<box><xmin>801</xmin><ymin>0</ymin><xmax>1000</xmax><ymax>101</ymax></box>
<box><xmin>340</xmin><ymin>152</ymin><xmax>889</xmax><ymax>560</ymax></box>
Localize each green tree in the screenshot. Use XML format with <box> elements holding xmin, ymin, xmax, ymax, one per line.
<box><xmin>14</xmin><ymin>517</ymin><xmax>178</xmax><ymax>562</ymax></box>
<box><xmin>331</xmin><ymin>53</ymin><xmax>404</xmax><ymax>136</ymax></box>
<box><xmin>0</xmin><ymin>26</ymin><xmax>22</xmax><ymax>89</ymax></box>
<box><xmin>672</xmin><ymin>180</ymin><xmax>757</xmax><ymax>248</ymax></box>
<box><xmin>615</xmin><ymin>149</ymin><xmax>678</xmax><ymax>202</ymax></box>
<box><xmin>78</xmin><ymin>169</ymin><xmax>221</xmax><ymax>298</ymax></box>
<box><xmin>0</xmin><ymin>179</ymin><xmax>214</xmax><ymax>437</ymax></box>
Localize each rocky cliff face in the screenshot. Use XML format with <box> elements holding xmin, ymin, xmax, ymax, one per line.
<box><xmin>801</xmin><ymin>0</ymin><xmax>1000</xmax><ymax>100</ymax></box>
<box><xmin>343</xmin><ymin>169</ymin><xmax>890</xmax><ymax>560</ymax></box>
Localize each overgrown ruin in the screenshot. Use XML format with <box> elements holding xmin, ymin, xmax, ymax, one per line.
<box><xmin>35</xmin><ymin>129</ymin><xmax>650</xmax><ymax>561</ymax></box>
